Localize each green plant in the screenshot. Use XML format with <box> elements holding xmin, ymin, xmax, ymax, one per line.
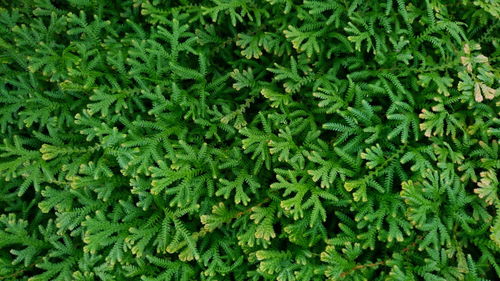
<box><xmin>0</xmin><ymin>0</ymin><xmax>498</xmax><ymax>280</ymax></box>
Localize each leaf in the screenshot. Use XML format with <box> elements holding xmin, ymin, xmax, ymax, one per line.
<box><xmin>251</xmin><ymin>206</ymin><xmax>276</xmax><ymax>241</ymax></box>
<box><xmin>474</xmin><ymin>170</ymin><xmax>498</xmax><ymax>206</ymax></box>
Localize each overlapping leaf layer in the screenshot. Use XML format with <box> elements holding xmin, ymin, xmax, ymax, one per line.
<box><xmin>0</xmin><ymin>0</ymin><xmax>498</xmax><ymax>280</ymax></box>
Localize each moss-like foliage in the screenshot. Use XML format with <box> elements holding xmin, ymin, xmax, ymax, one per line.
<box><xmin>0</xmin><ymin>0</ymin><xmax>499</xmax><ymax>280</ymax></box>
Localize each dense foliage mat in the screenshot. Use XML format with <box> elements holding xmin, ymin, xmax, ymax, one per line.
<box><xmin>0</xmin><ymin>0</ymin><xmax>499</xmax><ymax>280</ymax></box>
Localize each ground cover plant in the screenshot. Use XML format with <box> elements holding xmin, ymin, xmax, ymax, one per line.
<box><xmin>0</xmin><ymin>0</ymin><xmax>499</xmax><ymax>280</ymax></box>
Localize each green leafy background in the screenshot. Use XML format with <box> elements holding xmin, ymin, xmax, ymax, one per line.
<box><xmin>0</xmin><ymin>0</ymin><xmax>498</xmax><ymax>280</ymax></box>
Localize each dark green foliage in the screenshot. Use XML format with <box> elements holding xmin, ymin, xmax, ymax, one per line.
<box><xmin>0</xmin><ymin>0</ymin><xmax>499</xmax><ymax>280</ymax></box>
